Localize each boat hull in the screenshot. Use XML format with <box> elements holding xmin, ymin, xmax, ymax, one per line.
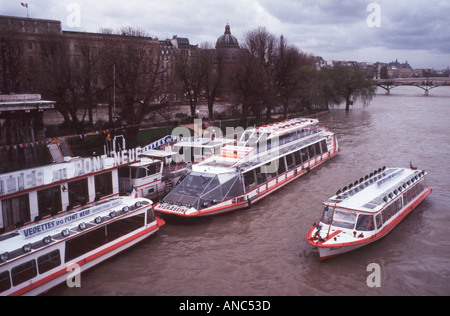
<box><xmin>8</xmin><ymin>217</ymin><xmax>164</xmax><ymax>296</ymax></box>
<box><xmin>156</xmin><ymin>148</ymin><xmax>341</xmax><ymax>217</ymax></box>
<box><xmin>307</xmin><ymin>187</ymin><xmax>433</xmax><ymax>261</ymax></box>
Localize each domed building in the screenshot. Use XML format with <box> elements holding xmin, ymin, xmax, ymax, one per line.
<box><xmin>212</xmin><ymin>24</ymin><xmax>245</xmax><ymax>100</ymax></box>
<box><xmin>215</xmin><ymin>24</ymin><xmax>240</xmax><ymax>49</ymax></box>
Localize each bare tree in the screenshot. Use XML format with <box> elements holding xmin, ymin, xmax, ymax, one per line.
<box><xmin>171</xmin><ymin>46</ymin><xmax>202</xmax><ymax>119</ymax></box>
<box><xmin>242</xmin><ymin>27</ymin><xmax>278</xmax><ymax>120</ymax></box>
<box><xmin>99</xmin><ymin>27</ymin><xmax>166</xmax><ymax>148</ymax></box>
<box><xmin>274</xmin><ymin>35</ymin><xmax>315</xmax><ymax>118</ymax></box>
<box><xmin>0</xmin><ymin>32</ymin><xmax>27</xmax><ymax>93</ymax></box>
<box><xmin>198</xmin><ymin>42</ymin><xmax>222</xmax><ymax>121</ymax></box>
<box><xmin>37</xmin><ymin>34</ymin><xmax>87</xmax><ymax>134</ymax></box>
<box><xmin>78</xmin><ymin>36</ymin><xmax>101</xmax><ymax>125</ymax></box>
<box><xmin>230</xmin><ymin>49</ymin><xmax>266</xmax><ymax>128</ymax></box>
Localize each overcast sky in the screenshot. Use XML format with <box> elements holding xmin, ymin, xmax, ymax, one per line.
<box><xmin>3</xmin><ymin>0</ymin><xmax>449</xmax><ymax>69</ymax></box>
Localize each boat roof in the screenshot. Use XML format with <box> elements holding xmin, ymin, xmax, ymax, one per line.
<box><xmin>326</xmin><ymin>167</ymin><xmax>427</xmax><ymax>213</ymax></box>
<box><xmin>0</xmin><ymin>197</ymin><xmax>151</xmax><ymax>265</ymax></box>
<box><xmin>246</xmin><ymin>118</ymin><xmax>319</xmax><ymax>138</ymax></box>
<box><xmin>192</xmin><ymin>118</ymin><xmax>330</xmax><ymax>174</ymax></box>
<box><xmin>173</xmin><ymin>137</ymin><xmax>234</xmax><ymax>148</ymax></box>
<box><xmin>139</xmin><ymin>149</ymin><xmax>173</xmax><ymax>158</ymax></box>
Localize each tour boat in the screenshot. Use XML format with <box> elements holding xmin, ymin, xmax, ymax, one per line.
<box><xmin>120</xmin><ymin>137</ymin><xmax>234</xmax><ymax>200</ymax></box>
<box><xmin>154</xmin><ymin>118</ymin><xmax>340</xmax><ymax>217</ymax></box>
<box><xmin>306</xmin><ymin>166</ymin><xmax>432</xmax><ymax>261</ymax></box>
<box><xmin>0</xmin><ymin>196</ymin><xmax>164</xmax><ymax>296</ymax></box>
<box><xmin>0</xmin><ymin>144</ymin><xmax>141</xmax><ymax>235</ymax></box>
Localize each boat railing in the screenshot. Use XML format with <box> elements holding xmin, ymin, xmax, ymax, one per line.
<box><xmin>231</xmin><ymin>130</ymin><xmax>327</xmax><ymax>170</ymax></box>
<box><xmin>220</xmin><ymin>146</ymin><xmax>254</xmax><ymax>160</ymax></box>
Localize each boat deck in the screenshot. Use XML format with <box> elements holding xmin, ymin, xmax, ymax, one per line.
<box><xmin>328</xmin><ymin>167</ymin><xmax>426</xmax><ymax>213</ymax></box>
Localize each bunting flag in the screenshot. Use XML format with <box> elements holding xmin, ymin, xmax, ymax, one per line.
<box><xmin>0</xmin><ymin>140</ymin><xmax>50</xmax><ymax>151</ymax></box>
<box><xmin>0</xmin><ymin>121</ymin><xmax>155</xmax><ymax>152</ymax></box>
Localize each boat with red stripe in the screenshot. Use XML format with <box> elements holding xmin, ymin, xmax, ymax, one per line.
<box><xmin>0</xmin><ymin>196</ymin><xmax>164</xmax><ymax>296</ymax></box>
<box><xmin>155</xmin><ymin>118</ymin><xmax>340</xmax><ymax>217</ymax></box>
<box><xmin>306</xmin><ymin>166</ymin><xmax>432</xmax><ymax>261</ymax></box>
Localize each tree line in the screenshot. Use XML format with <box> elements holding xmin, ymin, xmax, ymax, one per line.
<box><xmin>0</xmin><ymin>25</ymin><xmax>375</xmax><ymax>146</ymax></box>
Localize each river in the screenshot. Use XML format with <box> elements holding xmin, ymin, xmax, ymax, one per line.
<box><xmin>47</xmin><ymin>86</ymin><xmax>450</xmax><ymax>296</ymax></box>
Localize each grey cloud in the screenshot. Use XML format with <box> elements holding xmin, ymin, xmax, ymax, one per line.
<box><xmin>2</xmin><ymin>0</ymin><xmax>448</xmax><ymax>68</ymax></box>
<box><xmin>257</xmin><ymin>0</ymin><xmax>368</xmax><ymax>25</ymax></box>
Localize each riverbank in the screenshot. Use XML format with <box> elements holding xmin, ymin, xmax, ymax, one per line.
<box><xmin>60</xmin><ymin>107</ymin><xmax>330</xmax><ymax>156</ymax></box>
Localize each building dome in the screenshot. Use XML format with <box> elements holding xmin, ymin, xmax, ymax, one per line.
<box><xmin>215</xmin><ymin>24</ymin><xmax>239</xmax><ymax>49</ymax></box>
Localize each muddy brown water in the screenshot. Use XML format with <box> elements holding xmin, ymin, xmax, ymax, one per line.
<box><xmin>48</xmin><ymin>86</ymin><xmax>450</xmax><ymax>296</ymax></box>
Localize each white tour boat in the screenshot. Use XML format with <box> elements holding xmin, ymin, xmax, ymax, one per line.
<box><xmin>119</xmin><ymin>136</ymin><xmax>234</xmax><ymax>200</ymax></box>
<box><xmin>0</xmin><ymin>145</ymin><xmax>139</xmax><ymax>235</ymax></box>
<box><xmin>155</xmin><ymin>118</ymin><xmax>340</xmax><ymax>217</ymax></box>
<box><xmin>306</xmin><ymin>166</ymin><xmax>433</xmax><ymax>261</ymax></box>
<box><xmin>0</xmin><ymin>196</ymin><xmax>164</xmax><ymax>296</ymax></box>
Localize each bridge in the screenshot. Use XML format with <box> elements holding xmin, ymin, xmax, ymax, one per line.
<box><xmin>373</xmin><ymin>77</ymin><xmax>450</xmax><ymax>95</ymax></box>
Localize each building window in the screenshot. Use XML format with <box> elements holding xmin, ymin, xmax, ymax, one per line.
<box><xmin>68</xmin><ymin>178</ymin><xmax>89</xmax><ymax>207</ymax></box>
<box><xmin>95</xmin><ymin>172</ymin><xmax>113</xmax><ymax>199</ymax></box>
<box><xmin>38</xmin><ymin>186</ymin><xmax>62</xmax><ymax>217</ymax></box>
<box><xmin>2</xmin><ymin>194</ymin><xmax>30</xmax><ymax>230</ymax></box>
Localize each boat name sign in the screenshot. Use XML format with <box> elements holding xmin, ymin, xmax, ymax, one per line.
<box><xmin>0</xmin><ymin>149</ymin><xmax>137</xmax><ymax>196</ymax></box>
<box><xmin>19</xmin><ymin>199</ymin><xmax>123</xmax><ymax>239</ymax></box>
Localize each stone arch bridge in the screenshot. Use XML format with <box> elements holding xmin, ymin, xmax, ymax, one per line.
<box><xmin>373</xmin><ymin>77</ymin><xmax>450</xmax><ymax>95</ymax></box>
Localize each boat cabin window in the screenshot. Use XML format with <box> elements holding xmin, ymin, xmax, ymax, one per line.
<box><xmin>68</xmin><ymin>178</ymin><xmax>89</xmax><ymax>207</ymax></box>
<box><xmin>171</xmin><ymin>173</ymin><xmax>216</xmax><ymax>197</ymax></box>
<box><xmin>119</xmin><ymin>164</ymin><xmax>161</xmax><ymax>180</ymax></box>
<box><xmin>278</xmin><ymin>157</ymin><xmax>286</xmax><ymax>174</ymax></box>
<box><xmin>11</xmin><ymin>259</ymin><xmax>37</xmax><ymax>287</ymax></box>
<box><xmin>260</xmin><ymin>161</ymin><xmax>277</xmax><ymax>181</ymax></box>
<box><xmin>314</xmin><ymin>142</ymin><xmax>322</xmax><ymax>156</ymax></box>
<box><xmin>300</xmin><ymin>148</ymin><xmax>309</xmax><ymax>162</ymax></box>
<box><xmin>321</xmin><ymin>205</ymin><xmax>333</xmax><ymax>225</ymax></box>
<box><xmin>38</xmin><ymin>186</ymin><xmax>62</xmax><ymax>217</ymax></box>
<box><xmin>308</xmin><ymin>145</ymin><xmax>315</xmax><ymax>159</ymax></box>
<box><xmin>286</xmin><ymin>153</ymin><xmax>296</xmax><ymax>170</ymax></box>
<box><xmin>356</xmin><ymin>214</ymin><xmax>375</xmax><ymax>231</ymax></box>
<box><xmin>2</xmin><ymin>194</ymin><xmax>30</xmax><ymax>231</ymax></box>
<box><xmin>0</xmin><ymin>271</ymin><xmax>11</xmax><ymax>293</ymax></box>
<box><xmin>244</xmin><ymin>170</ymin><xmax>257</xmax><ymax>192</ymax></box>
<box><xmin>148</xmin><ymin>163</ymin><xmax>161</xmax><ymax>176</ymax></box>
<box><xmin>95</xmin><ymin>172</ymin><xmax>113</xmax><ymax>199</ymax></box>
<box><xmin>65</xmin><ymin>212</ymin><xmax>147</xmax><ymax>262</ymax></box>
<box><xmin>381</xmin><ymin>198</ymin><xmax>403</xmax><ymax>224</ymax></box>
<box><xmin>403</xmin><ymin>182</ymin><xmax>425</xmax><ymax>206</ymax></box>
<box><xmin>294</xmin><ymin>150</ymin><xmax>303</xmax><ymax>165</ymax></box>
<box><xmin>118</xmin><ymin>166</ymin><xmax>130</xmax><ymax>178</ymax></box>
<box><xmin>37</xmin><ymin>250</ymin><xmax>61</xmax><ymax>274</ymax></box>
<box><xmin>256</xmin><ymin>169</ymin><xmax>267</xmax><ymax>185</ymax></box>
<box><xmin>320</xmin><ymin>139</ymin><xmax>328</xmax><ymax>153</ymax></box>
<box><xmin>131</xmin><ymin>167</ymin><xmax>147</xmax><ymax>179</ymax></box>
<box><xmin>375</xmin><ymin>214</ymin><xmax>382</xmax><ymax>229</ymax></box>
<box><xmin>331</xmin><ymin>209</ymin><xmax>357</xmax><ymax>229</ymax></box>
<box><xmin>163</xmin><ymin>172</ymin><xmax>244</xmax><ymax>210</ymax></box>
